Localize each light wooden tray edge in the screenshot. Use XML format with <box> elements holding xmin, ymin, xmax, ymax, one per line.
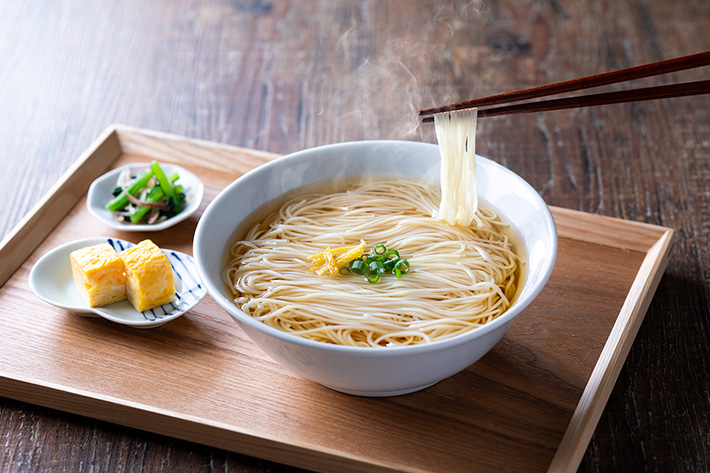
<box><xmin>0</xmin><ymin>126</ymin><xmax>121</xmax><ymax>287</ymax></box>
<box><xmin>551</xmin><ymin>206</ymin><xmax>671</xmax><ymax>252</ymax></box>
<box><xmin>0</xmin><ymin>374</ymin><xmax>408</xmax><ymax>473</ymax></box>
<box><xmin>547</xmin><ymin>227</ymin><xmax>674</xmax><ymax>472</ymax></box>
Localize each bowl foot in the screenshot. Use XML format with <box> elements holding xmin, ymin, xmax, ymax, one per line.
<box><xmin>323</xmin><ymin>381</ymin><xmax>438</xmax><ymax>397</ymax></box>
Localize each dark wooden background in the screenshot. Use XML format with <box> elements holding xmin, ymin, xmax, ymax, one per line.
<box><xmin>1</xmin><ymin>0</ymin><xmax>708</xmax><ymax>471</ymax></box>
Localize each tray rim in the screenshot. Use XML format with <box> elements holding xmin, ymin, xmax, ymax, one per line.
<box><xmin>0</xmin><ymin>124</ymin><xmax>675</xmax><ymax>473</ymax></box>
<box><xmin>548</xmin><ymin>219</ymin><xmax>673</xmax><ymax>472</ymax></box>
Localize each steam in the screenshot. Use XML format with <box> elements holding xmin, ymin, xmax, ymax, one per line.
<box><xmin>327</xmin><ymin>1</ymin><xmax>486</xmax><ymax>143</ymax></box>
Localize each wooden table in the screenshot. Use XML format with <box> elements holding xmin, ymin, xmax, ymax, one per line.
<box><xmin>1</xmin><ymin>0</ymin><xmax>708</xmax><ymax>471</ymax></box>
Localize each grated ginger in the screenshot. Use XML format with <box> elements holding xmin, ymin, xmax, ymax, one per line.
<box><xmin>308</xmin><ymin>240</ymin><xmax>366</xmax><ymax>276</ymax></box>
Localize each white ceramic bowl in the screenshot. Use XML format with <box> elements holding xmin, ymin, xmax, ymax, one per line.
<box><xmin>194</xmin><ymin>140</ymin><xmax>557</xmax><ymax>396</ymax></box>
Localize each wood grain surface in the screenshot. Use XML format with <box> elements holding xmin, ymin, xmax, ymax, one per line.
<box><xmin>0</xmin><ymin>0</ymin><xmax>708</xmax><ymax>472</ymax></box>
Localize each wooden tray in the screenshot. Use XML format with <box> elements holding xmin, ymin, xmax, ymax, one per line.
<box><xmin>0</xmin><ymin>125</ymin><xmax>674</xmax><ymax>473</ymax></box>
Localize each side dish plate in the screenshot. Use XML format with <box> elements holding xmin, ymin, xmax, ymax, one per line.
<box><xmin>29</xmin><ymin>237</ymin><xmax>206</xmax><ymax>328</ymax></box>
<box><xmin>87</xmin><ymin>163</ymin><xmax>204</xmax><ymax>231</ymax></box>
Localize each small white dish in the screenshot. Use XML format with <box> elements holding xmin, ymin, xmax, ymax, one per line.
<box><xmin>87</xmin><ymin>163</ymin><xmax>204</xmax><ymax>232</ymax></box>
<box><xmin>29</xmin><ymin>237</ymin><xmax>206</xmax><ymax>328</ymax></box>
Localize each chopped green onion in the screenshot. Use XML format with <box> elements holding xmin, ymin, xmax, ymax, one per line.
<box><xmin>396</xmin><ymin>259</ymin><xmax>410</xmax><ymax>274</ymax></box>
<box><xmin>383</xmin><ymin>257</ymin><xmax>399</xmax><ymax>272</ymax></box>
<box><xmin>369</xmin><ymin>260</ymin><xmax>385</xmax><ymax>273</ymax></box>
<box><xmin>350</xmin><ymin>259</ymin><xmax>367</xmax><ymax>275</ymax></box>
<box><xmin>340</xmin><ymin>244</ymin><xmax>411</xmax><ymax>283</ymax></box>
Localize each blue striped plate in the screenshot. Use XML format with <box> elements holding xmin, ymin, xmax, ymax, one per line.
<box><xmin>29</xmin><ymin>237</ymin><xmax>207</xmax><ymax>328</ymax></box>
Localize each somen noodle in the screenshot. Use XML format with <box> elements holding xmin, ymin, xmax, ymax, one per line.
<box><xmin>223</xmin><ymin>108</ymin><xmax>521</xmax><ymax>347</ymax></box>
<box><xmin>434</xmin><ymin>108</ymin><xmax>479</xmax><ymax>226</ymax></box>
<box><xmin>223</xmin><ymin>179</ymin><xmax>521</xmax><ymax>347</ymax></box>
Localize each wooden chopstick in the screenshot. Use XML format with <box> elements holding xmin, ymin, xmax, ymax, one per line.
<box><xmin>419</xmin><ymin>50</ymin><xmax>710</xmax><ymax>121</ymax></box>
<box><xmin>421</xmin><ymin>80</ymin><xmax>710</xmax><ymax>122</ymax></box>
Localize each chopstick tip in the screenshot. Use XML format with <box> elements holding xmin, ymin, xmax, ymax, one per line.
<box><xmin>419</xmin><ymin>107</ymin><xmax>478</xmax><ymax>123</ymax></box>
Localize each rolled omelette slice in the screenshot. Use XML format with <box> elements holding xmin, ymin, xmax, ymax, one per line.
<box><xmin>119</xmin><ymin>239</ymin><xmax>175</xmax><ymax>312</ymax></box>
<box><xmin>70</xmin><ymin>243</ymin><xmax>127</xmax><ymax>308</ymax></box>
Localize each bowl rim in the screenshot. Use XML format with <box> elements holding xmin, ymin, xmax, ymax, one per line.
<box><xmin>194</xmin><ymin>139</ymin><xmax>558</xmax><ymax>356</ymax></box>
